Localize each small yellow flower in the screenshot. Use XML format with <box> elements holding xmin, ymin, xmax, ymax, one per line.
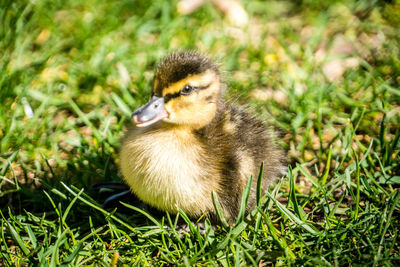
<box><xmin>35</xmin><ymin>29</ymin><xmax>51</xmax><ymax>44</ymax></box>
<box><xmin>264</xmin><ymin>53</ymin><xmax>278</xmax><ymax>65</ymax></box>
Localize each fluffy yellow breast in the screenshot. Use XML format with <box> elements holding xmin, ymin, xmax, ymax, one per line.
<box><xmin>119</xmin><ymin>125</ymin><xmax>219</xmax><ymax>217</ymax></box>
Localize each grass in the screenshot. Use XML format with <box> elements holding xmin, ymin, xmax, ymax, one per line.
<box><xmin>1</xmin><ymin>0</ymin><xmax>400</xmax><ymax>265</ymax></box>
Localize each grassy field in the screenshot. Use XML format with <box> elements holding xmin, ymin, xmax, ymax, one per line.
<box><xmin>1</xmin><ymin>0</ymin><xmax>400</xmax><ymax>265</ymax></box>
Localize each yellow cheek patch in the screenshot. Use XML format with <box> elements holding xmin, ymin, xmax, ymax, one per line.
<box><xmin>164</xmin><ymin>101</ymin><xmax>174</xmax><ymax>115</ymax></box>
<box><xmin>165</xmin><ymin>98</ymin><xmax>194</xmax><ymax>120</ymax></box>
<box><xmin>162</xmin><ymin>76</ymin><xmax>220</xmax><ymax>128</ymax></box>
<box><xmin>162</xmin><ymin>70</ymin><xmax>217</xmax><ymax>96</ymax></box>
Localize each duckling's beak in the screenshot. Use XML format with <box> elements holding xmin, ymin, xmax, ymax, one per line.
<box><xmin>132</xmin><ymin>96</ymin><xmax>169</xmax><ymax>127</ymax></box>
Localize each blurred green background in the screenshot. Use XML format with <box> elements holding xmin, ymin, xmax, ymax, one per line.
<box><xmin>1</xmin><ymin>0</ymin><xmax>399</xmax><ymax>265</ymax></box>
<box><xmin>1</xmin><ymin>0</ymin><xmax>399</xmax><ymax>164</ymax></box>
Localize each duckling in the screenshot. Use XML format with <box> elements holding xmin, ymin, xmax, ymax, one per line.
<box><xmin>120</xmin><ymin>51</ymin><xmax>285</xmax><ymax>223</ymax></box>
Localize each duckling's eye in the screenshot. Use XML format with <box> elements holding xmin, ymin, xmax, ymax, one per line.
<box><xmin>180</xmin><ymin>85</ymin><xmax>194</xmax><ymax>95</ymax></box>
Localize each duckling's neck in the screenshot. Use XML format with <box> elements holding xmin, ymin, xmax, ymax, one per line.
<box><xmin>196</xmin><ymin>99</ymin><xmax>226</xmax><ymax>132</ymax></box>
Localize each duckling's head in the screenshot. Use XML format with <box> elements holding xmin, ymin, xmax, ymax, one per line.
<box><xmin>132</xmin><ymin>51</ymin><xmax>222</xmax><ymax>128</ymax></box>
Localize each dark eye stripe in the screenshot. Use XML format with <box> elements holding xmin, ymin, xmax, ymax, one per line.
<box><xmin>164</xmin><ymin>91</ymin><xmax>181</xmax><ymax>103</ymax></box>
<box><xmin>163</xmin><ymin>83</ymin><xmax>211</xmax><ymax>103</ymax></box>
<box><xmin>195</xmin><ymin>84</ymin><xmax>211</xmax><ymax>90</ymax></box>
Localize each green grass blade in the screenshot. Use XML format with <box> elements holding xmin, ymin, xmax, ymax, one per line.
<box><xmin>120</xmin><ymin>201</ymin><xmax>162</xmax><ymax>229</ymax></box>
<box><xmin>266</xmin><ymin>192</ymin><xmax>319</xmax><ymax>235</ymax></box>
<box><xmin>288</xmin><ymin>166</ymin><xmax>305</xmax><ymax>221</ymax></box>
<box><xmin>111</xmin><ymin>92</ymin><xmax>132</xmax><ymax>117</ymax></box>
<box><xmin>236</xmin><ymin>175</ymin><xmax>252</xmax><ymax>225</ymax></box>
<box><xmin>178</xmin><ymin>209</ymin><xmax>204</xmax><ymax>247</ymax></box>
<box><xmin>6</xmin><ymin>220</ymin><xmax>30</xmax><ymax>256</ymax></box>
<box><xmin>61</xmin><ymin>182</ymin><xmax>137</xmax><ymax>233</ymax></box>
<box><xmin>212</xmin><ymin>191</ymin><xmax>230</xmax><ymax>229</ymax></box>
<box><xmin>320</xmin><ymin>146</ymin><xmax>332</xmax><ymax>185</ymax></box>
<box><xmin>260</xmin><ymin>209</ymin><xmax>295</xmax><ymax>260</ymax></box>
<box><xmin>25</xmin><ymin>225</ymin><xmax>37</xmax><ymax>249</ymax></box>
<box><xmin>0</xmin><ymin>151</ymin><xmax>18</xmax><ymax>176</ymax></box>
<box><xmin>256</xmin><ymin>162</ymin><xmax>264</xmax><ymax>206</ymax></box>
<box><xmin>59</xmin><ymin>243</ymin><xmax>82</xmax><ymax>267</ymax></box>
<box><xmin>68</xmin><ymin>99</ymin><xmax>102</xmax><ymax>141</ymax></box>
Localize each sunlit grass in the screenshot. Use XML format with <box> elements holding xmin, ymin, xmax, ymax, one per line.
<box><xmin>1</xmin><ymin>0</ymin><xmax>399</xmax><ymax>265</ymax></box>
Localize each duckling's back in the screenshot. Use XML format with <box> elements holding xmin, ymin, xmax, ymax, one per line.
<box><xmin>194</xmin><ymin>102</ymin><xmax>285</xmax><ymax>221</ymax></box>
